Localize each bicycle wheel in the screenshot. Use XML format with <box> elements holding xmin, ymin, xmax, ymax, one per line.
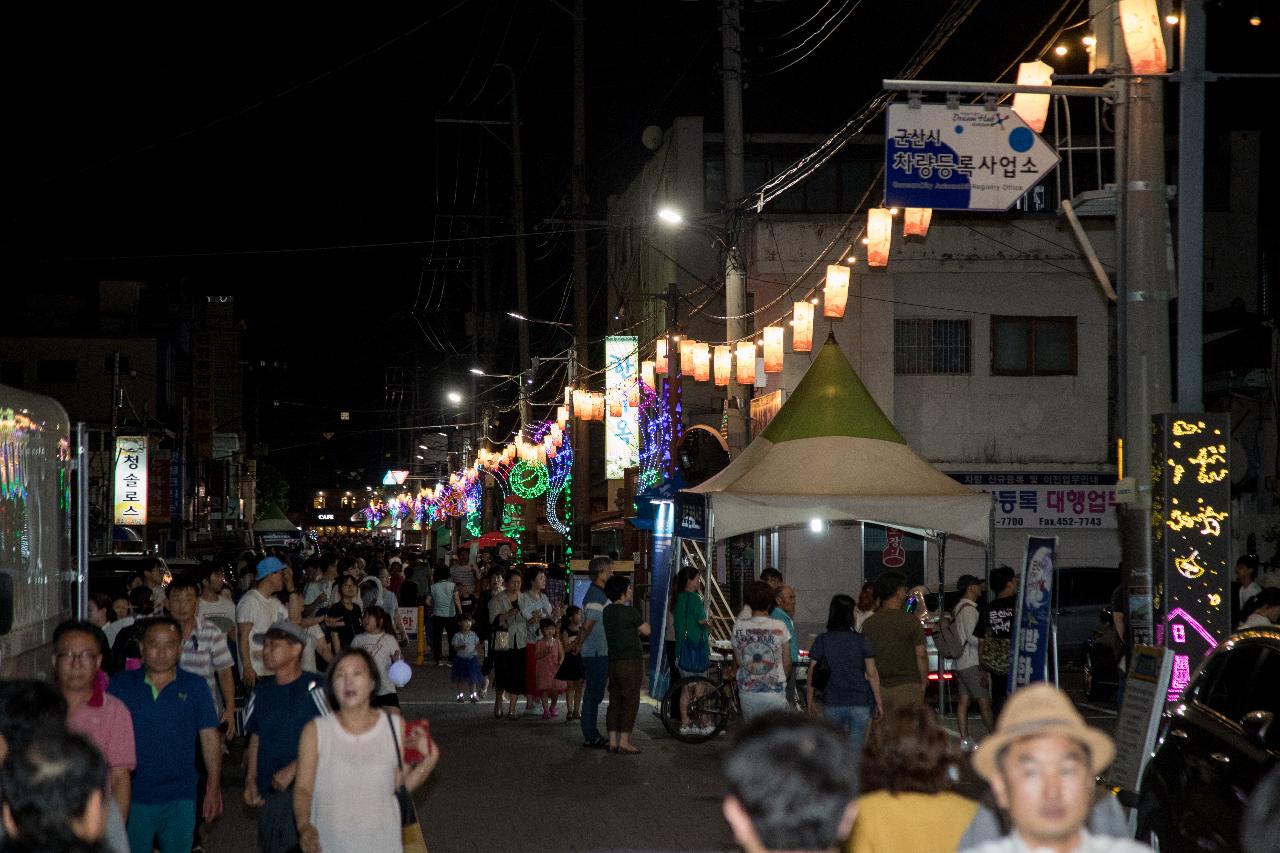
<box><xmin>661</xmin><ymin>675</ymin><xmax>731</xmax><ymax>743</ymax></box>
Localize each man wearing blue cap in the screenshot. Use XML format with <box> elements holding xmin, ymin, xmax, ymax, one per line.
<box><xmin>236</xmin><ymin>557</ymin><xmax>289</xmax><ymax>688</ymax></box>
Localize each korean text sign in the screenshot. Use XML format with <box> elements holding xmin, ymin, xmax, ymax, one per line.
<box><xmin>1151</xmin><ymin>414</ymin><xmax>1230</xmax><ymax>704</ymax></box>
<box><xmin>1011</xmin><ymin>536</ymin><xmax>1057</xmax><ymax>692</ymax></box>
<box><xmin>605</xmin><ymin>336</ymin><xmax>639</xmax><ymax>480</ymax></box>
<box><xmin>113</xmin><ymin>436</ymin><xmax>148</xmax><ymax>526</ymax></box>
<box><xmin>949</xmin><ymin>472</ymin><xmax>1117</xmax><ymax>529</ymax></box>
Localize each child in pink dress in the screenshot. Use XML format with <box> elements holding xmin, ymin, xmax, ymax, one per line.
<box><xmin>533</xmin><ymin>618</ymin><xmax>565</xmax><ymax>718</ymax></box>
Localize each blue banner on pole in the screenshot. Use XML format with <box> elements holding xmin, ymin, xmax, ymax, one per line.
<box><xmin>1010</xmin><ymin>536</ymin><xmax>1058</xmax><ymax>692</ymax></box>
<box><xmin>647</xmin><ymin>500</ymin><xmax>677</xmax><ymax>700</ymax></box>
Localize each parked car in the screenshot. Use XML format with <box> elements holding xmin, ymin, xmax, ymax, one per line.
<box><xmin>1137</xmin><ymin>626</ymin><xmax>1280</xmax><ymax>852</ymax></box>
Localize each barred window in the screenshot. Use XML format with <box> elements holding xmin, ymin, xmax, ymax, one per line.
<box><xmin>991</xmin><ymin>316</ymin><xmax>1077</xmax><ymax>376</ymax></box>
<box><xmin>894</xmin><ymin>319</ymin><xmax>971</xmax><ymax>375</ymax></box>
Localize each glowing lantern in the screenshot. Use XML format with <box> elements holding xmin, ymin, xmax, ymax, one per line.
<box><xmin>592</xmin><ymin>392</ymin><xmax>606</xmax><ymax>422</ymax></box>
<box><xmin>823</xmin><ymin>264</ymin><xmax>849</xmax><ymax>319</ymax></box>
<box><xmin>609</xmin><ymin>396</ymin><xmax>623</xmax><ymax>418</ymax></box>
<box><xmin>736</xmin><ymin>341</ymin><xmax>756</xmax><ymax>385</ymax></box>
<box><xmin>713</xmin><ymin>345</ymin><xmax>732</xmax><ymax>386</ymax></box>
<box><xmin>1011</xmin><ymin>61</ymin><xmax>1053</xmax><ymax>133</ymax></box>
<box><xmin>641</xmin><ymin>360</ymin><xmax>655</xmax><ymax>391</ymax></box>
<box><xmin>556</xmin><ymin>406</ymin><xmax>569</xmax><ymax>427</ymax></box>
<box><xmin>679</xmin><ymin>339</ymin><xmax>697</xmax><ymax>376</ymax></box>
<box><xmin>564</xmin><ymin>386</ymin><xmax>572</xmax><ymax>407</ymax></box>
<box><xmin>1119</xmin><ymin>0</ymin><xmax>1167</xmax><ymax>75</ymax></box>
<box><xmin>549</xmin><ymin>423</ymin><xmax>563</xmax><ymax>447</ymax></box>
<box><xmin>903</xmin><ymin>207</ymin><xmax>933</xmax><ymax>238</ymax></box>
<box><xmin>692</xmin><ymin>342</ymin><xmax>711</xmax><ymax>382</ymax></box>
<box><xmin>655</xmin><ymin>339</ymin><xmax>668</xmax><ymax>375</ymax></box>
<box><xmin>572</xmin><ymin>389</ymin><xmax>588</xmax><ymax>418</ymax></box>
<box><xmin>792</xmin><ymin>301</ymin><xmax>814</xmax><ymax>352</ymax></box>
<box><xmin>763</xmin><ymin>326</ymin><xmax>784</xmax><ymax>373</ymax></box>
<box><xmin>628</xmin><ymin>381</ymin><xmax>640</xmax><ymax>408</ymax></box>
<box><xmin>866</xmin><ymin>208</ymin><xmax>892</xmax><ymax>267</ymax></box>
<box><xmin>537</xmin><ymin>445</ymin><xmax>548</xmax><ymax>466</ymax></box>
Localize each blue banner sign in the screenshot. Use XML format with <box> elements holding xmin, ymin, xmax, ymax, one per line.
<box><xmin>1010</xmin><ymin>536</ymin><xmax>1058</xmax><ymax>691</ymax></box>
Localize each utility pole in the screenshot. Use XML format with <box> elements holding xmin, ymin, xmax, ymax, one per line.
<box><xmin>570</xmin><ymin>0</ymin><xmax>591</xmax><ymax>557</ymax></box>
<box><xmin>721</xmin><ymin>0</ymin><xmax>749</xmax><ymax>457</ymax></box>
<box><xmin>498</xmin><ymin>64</ymin><xmax>532</xmax><ymax>380</ymax></box>
<box><xmin>1177</xmin><ymin>0</ymin><xmax>1206</xmax><ymax>410</ymax></box>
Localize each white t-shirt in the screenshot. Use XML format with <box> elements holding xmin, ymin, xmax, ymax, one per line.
<box><xmin>731</xmin><ymin>615</ymin><xmax>791</xmax><ymax>694</ymax></box>
<box><xmin>198</xmin><ymin>595</ymin><xmax>237</xmax><ymax>628</ymax></box>
<box><xmin>350</xmin><ymin>631</ymin><xmax>401</xmax><ymax>695</ymax></box>
<box><xmin>102</xmin><ymin>616</ymin><xmax>134</xmax><ymax>650</ymax></box>
<box><xmin>953</xmin><ymin>598</ymin><xmax>981</xmax><ymax>670</ymax></box>
<box><xmin>303</xmin><ymin>624</ymin><xmax>327</xmax><ymax>672</ymax></box>
<box><xmin>304</xmin><ymin>579</ymin><xmax>332</xmax><ymax>608</ymax></box>
<box><xmin>962</xmin><ymin>829</ymin><xmax>1153</xmax><ymax>853</ymax></box>
<box><xmin>854</xmin><ymin>606</ymin><xmax>875</xmax><ymax>632</ymax></box>
<box><xmin>236</xmin><ymin>589</ymin><xmax>288</xmax><ymax>676</ymax></box>
<box><xmin>1240</xmin><ymin>612</ymin><xmax>1274</xmax><ymax>629</ymax></box>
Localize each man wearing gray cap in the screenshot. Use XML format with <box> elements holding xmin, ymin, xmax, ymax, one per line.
<box><xmin>243</xmin><ymin>621</ymin><xmax>327</xmax><ymax>853</ymax></box>
<box><xmin>953</xmin><ymin>573</ymin><xmax>993</xmax><ymax>752</ymax></box>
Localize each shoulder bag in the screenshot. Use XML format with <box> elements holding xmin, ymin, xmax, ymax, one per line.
<box><xmin>491</xmin><ymin>600</ymin><xmax>513</xmax><ymax>652</ymax></box>
<box><xmin>385</xmin><ymin>712</ymin><xmax>429</xmax><ymax>853</ymax></box>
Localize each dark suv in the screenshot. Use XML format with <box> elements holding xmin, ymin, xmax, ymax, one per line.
<box><xmin>1137</xmin><ymin>626</ymin><xmax>1280</xmax><ymax>852</ymax></box>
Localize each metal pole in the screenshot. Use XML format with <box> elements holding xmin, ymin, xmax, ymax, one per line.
<box><xmin>1177</xmin><ymin>0</ymin><xmax>1206</xmax><ymax>410</ymax></box>
<box><xmin>76</xmin><ymin>423</ymin><xmax>89</xmax><ymax>619</ymax></box>
<box><xmin>722</xmin><ymin>0</ymin><xmax>749</xmax><ymax>457</ymax></box>
<box><xmin>937</xmin><ymin>533</ymin><xmax>947</xmax><ymax>720</ymax></box>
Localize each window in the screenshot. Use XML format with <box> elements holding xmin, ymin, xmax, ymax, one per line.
<box><xmin>1</xmin><ymin>362</ymin><xmax>23</xmax><ymax>387</ymax></box>
<box><xmin>894</xmin><ymin>319</ymin><xmax>971</xmax><ymax>375</ymax></box>
<box><xmin>991</xmin><ymin>316</ymin><xmax>1077</xmax><ymax>376</ymax></box>
<box><xmin>35</xmin><ymin>360</ymin><xmax>77</xmax><ymax>383</ymax></box>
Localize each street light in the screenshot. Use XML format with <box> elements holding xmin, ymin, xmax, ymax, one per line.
<box><xmin>446</xmin><ymin>391</ymin><xmax>463</xmax><ymax>405</ymax></box>
<box><xmin>657</xmin><ymin>207</ymin><xmax>684</xmax><ymax>225</ymax></box>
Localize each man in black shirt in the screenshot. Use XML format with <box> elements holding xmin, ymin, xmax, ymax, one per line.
<box><xmin>979</xmin><ymin>565</ymin><xmax>1018</xmax><ymax>719</ymax></box>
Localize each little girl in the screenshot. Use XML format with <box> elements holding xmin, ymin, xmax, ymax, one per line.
<box><xmin>451</xmin><ymin>614</ymin><xmax>484</xmax><ymax>703</ymax></box>
<box><xmin>533</xmin><ymin>618</ymin><xmax>565</xmax><ymax>719</ymax></box>
<box><xmin>554</xmin><ymin>606</ymin><xmax>586</xmax><ymax>720</ymax></box>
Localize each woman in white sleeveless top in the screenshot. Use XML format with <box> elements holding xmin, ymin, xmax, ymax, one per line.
<box><xmin>294</xmin><ymin>647</ymin><xmax>439</xmax><ymax>853</ymax></box>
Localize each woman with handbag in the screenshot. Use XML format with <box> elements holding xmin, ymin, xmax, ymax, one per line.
<box><xmin>805</xmin><ymin>594</ymin><xmax>882</xmax><ymax>791</ymax></box>
<box><xmin>672</xmin><ymin>567</ymin><xmax>713</xmax><ymax>736</ymax></box>
<box><xmin>293</xmin><ymin>647</ymin><xmax>440</xmax><ymax>853</ymax></box>
<box><xmin>487</xmin><ymin>568</ymin><xmax>527</xmax><ymax>719</ymax></box>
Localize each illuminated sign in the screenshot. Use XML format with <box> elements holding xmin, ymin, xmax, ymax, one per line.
<box><xmin>1152</xmin><ymin>414</ymin><xmax>1230</xmax><ymax>703</ymax></box>
<box><xmin>316</xmin><ymin>512</ymin><xmax>336</xmax><ymax>521</ymax></box>
<box><xmin>605</xmin><ymin>336</ymin><xmax>640</xmax><ymax>480</ymax></box>
<box><xmin>382</xmin><ymin>469</ymin><xmax>409</xmax><ymax>486</ymax></box>
<box><xmin>113</xmin><ymin>436</ymin><xmax>148</xmax><ymax>526</ymax></box>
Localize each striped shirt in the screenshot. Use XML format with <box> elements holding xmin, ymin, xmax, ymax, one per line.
<box><xmin>180</xmin><ymin>617</ymin><xmax>235</xmax><ymax>716</ymax></box>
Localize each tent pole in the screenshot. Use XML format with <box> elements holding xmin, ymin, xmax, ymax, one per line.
<box><xmin>937</xmin><ymin>533</ymin><xmax>947</xmax><ymax>721</ymax></box>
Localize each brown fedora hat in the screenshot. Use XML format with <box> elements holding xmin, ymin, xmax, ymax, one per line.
<box><xmin>971</xmin><ymin>684</ymin><xmax>1115</xmax><ymax>781</ymax></box>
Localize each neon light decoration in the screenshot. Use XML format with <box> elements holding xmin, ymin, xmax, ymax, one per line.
<box><xmin>508</xmin><ymin>460</ymin><xmax>549</xmax><ymax>500</ymax></box>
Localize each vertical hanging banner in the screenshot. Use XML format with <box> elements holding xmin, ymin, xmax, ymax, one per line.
<box><xmin>1152</xmin><ymin>414</ymin><xmax>1231</xmax><ymax>704</ymax></box>
<box><xmin>605</xmin><ymin>336</ymin><xmax>640</xmax><ymax>480</ymax></box>
<box><xmin>113</xmin><ymin>436</ymin><xmax>148</xmax><ymax>526</ymax></box>
<box><xmin>1010</xmin><ymin>536</ymin><xmax>1057</xmax><ymax>691</ymax></box>
<box><xmin>647</xmin><ymin>497</ymin><xmax>676</xmax><ymax>700</ymax></box>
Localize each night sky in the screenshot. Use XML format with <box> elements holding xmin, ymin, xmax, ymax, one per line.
<box><xmin>5</xmin><ymin>0</ymin><xmax>1275</xmax><ymax>488</ymax></box>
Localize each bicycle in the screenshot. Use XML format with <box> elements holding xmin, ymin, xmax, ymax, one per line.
<box><xmin>659</xmin><ymin>656</ymin><xmax>740</xmax><ymax>743</ymax></box>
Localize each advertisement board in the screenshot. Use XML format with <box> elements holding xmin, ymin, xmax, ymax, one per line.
<box><xmin>948</xmin><ymin>472</ymin><xmax>1117</xmax><ymax>529</ymax></box>
<box><xmin>1011</xmin><ymin>536</ymin><xmax>1058</xmax><ymax>691</ymax></box>
<box><xmin>113</xmin><ymin>436</ymin><xmax>148</xmax><ymax>526</ymax></box>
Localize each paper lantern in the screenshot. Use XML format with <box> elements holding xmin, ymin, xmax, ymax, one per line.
<box><xmin>763</xmin><ymin>326</ymin><xmax>784</xmax><ymax>373</ymax></box>
<box><xmin>592</xmin><ymin>392</ymin><xmax>606</xmax><ymax>422</ymax></box>
<box><xmin>1118</xmin><ymin>0</ymin><xmax>1166</xmax><ymax>75</ymax></box>
<box><xmin>564</xmin><ymin>386</ymin><xmax>572</xmax><ymax>407</ymax></box>
<box><xmin>713</xmin><ymin>345</ymin><xmax>732</xmax><ymax>386</ymax></box>
<box><xmin>627</xmin><ymin>381</ymin><xmax>640</xmax><ymax>408</ymax></box>
<box><xmin>556</xmin><ymin>406</ymin><xmax>569</xmax><ymax>427</ymax></box>
<box><xmin>1011</xmin><ymin>61</ymin><xmax>1053</xmax><ymax>133</ymax></box>
<box><xmin>866</xmin><ymin>208</ymin><xmax>892</xmax><ymax>267</ymax></box>
<box><xmin>679</xmin><ymin>339</ymin><xmax>697</xmax><ymax>376</ymax></box>
<box><xmin>537</xmin><ymin>445</ymin><xmax>548</xmax><ymax>466</ymax></box>
<box><xmin>609</xmin><ymin>396</ymin><xmax>623</xmax><ymax>418</ymax></box>
<box><xmin>823</xmin><ymin>264</ymin><xmax>849</xmax><ymax>319</ymax></box>
<box><xmin>641</xmin><ymin>360</ymin><xmax>655</xmax><ymax>391</ymax></box>
<box><xmin>903</xmin><ymin>208</ymin><xmax>933</xmax><ymax>238</ymax></box>
<box><xmin>736</xmin><ymin>341</ymin><xmax>756</xmax><ymax>385</ymax></box>
<box><xmin>692</xmin><ymin>343</ymin><xmax>711</xmax><ymax>382</ymax></box>
<box><xmin>655</xmin><ymin>339</ymin><xmax>668</xmax><ymax>375</ymax></box>
<box><xmin>792</xmin><ymin>301</ymin><xmax>814</xmax><ymax>352</ymax></box>
<box><xmin>572</xmin><ymin>389</ymin><xmax>587</xmax><ymax>418</ymax></box>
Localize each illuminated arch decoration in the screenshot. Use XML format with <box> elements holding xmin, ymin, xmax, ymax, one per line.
<box><xmin>636</xmin><ymin>378</ymin><xmax>672</xmax><ymax>495</ymax></box>
<box><xmin>545</xmin><ymin>429</ymin><xmax>573</xmax><ymax>537</ymax></box>
<box><xmin>508</xmin><ymin>460</ymin><xmax>549</xmax><ymax>500</ymax></box>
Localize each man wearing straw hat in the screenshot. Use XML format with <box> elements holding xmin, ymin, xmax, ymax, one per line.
<box><xmin>963</xmin><ymin>684</ymin><xmax>1152</xmax><ymax>853</ymax></box>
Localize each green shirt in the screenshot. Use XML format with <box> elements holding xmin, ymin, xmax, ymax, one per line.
<box><xmin>674</xmin><ymin>592</ymin><xmax>709</xmax><ymax>645</ymax></box>
<box><xmin>603</xmin><ymin>602</ymin><xmax>644</xmax><ymax>661</ymax></box>
<box><xmin>860</xmin><ymin>607</ymin><xmax>926</xmax><ymax>688</ymax></box>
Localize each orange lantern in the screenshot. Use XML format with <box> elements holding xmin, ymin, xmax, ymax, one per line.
<box><xmin>736</xmin><ymin>341</ymin><xmax>756</xmax><ymax>385</ymax></box>
<box><xmin>1011</xmin><ymin>61</ymin><xmax>1053</xmax><ymax>133</ymax></box>
<box><xmin>866</xmin><ymin>208</ymin><xmax>892</xmax><ymax>267</ymax></box>
<box><xmin>1118</xmin><ymin>0</ymin><xmax>1166</xmax><ymax>75</ymax></box>
<box><xmin>556</xmin><ymin>405</ymin><xmax>569</xmax><ymax>427</ymax></box>
<box><xmin>903</xmin><ymin>208</ymin><xmax>933</xmax><ymax>238</ymax></box>
<box><xmin>609</xmin><ymin>396</ymin><xmax>623</xmax><ymax>418</ymax></box>
<box><xmin>628</xmin><ymin>381</ymin><xmax>640</xmax><ymax>408</ymax></box>
<box><xmin>655</xmin><ymin>339</ymin><xmax>668</xmax><ymax>375</ymax></box>
<box><xmin>713</xmin><ymin>345</ymin><xmax>732</xmax><ymax>386</ymax></box>
<box><xmin>792</xmin><ymin>301</ymin><xmax>814</xmax><ymax>352</ymax></box>
<box><xmin>763</xmin><ymin>326</ymin><xmax>784</xmax><ymax>373</ymax></box>
<box><xmin>679</xmin><ymin>339</ymin><xmax>697</xmax><ymax>376</ymax></box>
<box><xmin>572</xmin><ymin>389</ymin><xmax>587</xmax><ymax>418</ymax></box>
<box><xmin>692</xmin><ymin>343</ymin><xmax>710</xmax><ymax>382</ymax></box>
<box><xmin>823</xmin><ymin>264</ymin><xmax>849</xmax><ymax>319</ymax></box>
<box><xmin>592</xmin><ymin>392</ymin><xmax>606</xmax><ymax>422</ymax></box>
<box><xmin>641</xmin><ymin>360</ymin><xmax>655</xmax><ymax>391</ymax></box>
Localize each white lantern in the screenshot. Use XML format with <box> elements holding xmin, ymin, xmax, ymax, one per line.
<box><xmin>903</xmin><ymin>207</ymin><xmax>933</xmax><ymax>238</ymax></box>
<box><xmin>1012</xmin><ymin>61</ymin><xmax>1053</xmax><ymax>133</ymax></box>
<box><xmin>763</xmin><ymin>326</ymin><xmax>784</xmax><ymax>373</ymax></box>
<box><xmin>866</xmin><ymin>208</ymin><xmax>892</xmax><ymax>267</ymax></box>
<box><xmin>823</xmin><ymin>264</ymin><xmax>849</xmax><ymax>319</ymax></box>
<box><xmin>1118</xmin><ymin>0</ymin><xmax>1167</xmax><ymax>75</ymax></box>
<box><xmin>556</xmin><ymin>406</ymin><xmax>569</xmax><ymax>427</ymax></box>
<box><xmin>641</xmin><ymin>360</ymin><xmax>655</xmax><ymax>391</ymax></box>
<box><xmin>792</xmin><ymin>301</ymin><xmax>814</xmax><ymax>352</ymax></box>
<box><xmin>693</xmin><ymin>342</ymin><xmax>711</xmax><ymax>382</ymax></box>
<box><xmin>655</xmin><ymin>339</ymin><xmax>668</xmax><ymax>375</ymax></box>
<box><xmin>679</xmin><ymin>339</ymin><xmax>697</xmax><ymax>376</ymax></box>
<box><xmin>736</xmin><ymin>341</ymin><xmax>756</xmax><ymax>385</ymax></box>
<box><xmin>713</xmin><ymin>345</ymin><xmax>732</xmax><ymax>386</ymax></box>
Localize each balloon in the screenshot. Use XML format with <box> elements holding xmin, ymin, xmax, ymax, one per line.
<box><xmin>388</xmin><ymin>660</ymin><xmax>413</xmax><ymax>687</ymax></box>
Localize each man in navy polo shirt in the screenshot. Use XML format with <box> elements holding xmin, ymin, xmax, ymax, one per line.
<box><xmin>109</xmin><ymin>616</ymin><xmax>223</xmax><ymax>853</ymax></box>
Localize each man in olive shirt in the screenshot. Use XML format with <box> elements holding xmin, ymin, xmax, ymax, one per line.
<box><xmin>860</xmin><ymin>572</ymin><xmax>928</xmax><ymax>717</ymax></box>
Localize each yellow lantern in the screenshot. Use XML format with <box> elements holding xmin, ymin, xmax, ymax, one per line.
<box><xmin>1011</xmin><ymin>61</ymin><xmax>1053</xmax><ymax>133</ymax></box>
<box><xmin>693</xmin><ymin>343</ymin><xmax>711</xmax><ymax>382</ymax></box>
<box><xmin>679</xmin><ymin>339</ymin><xmax>697</xmax><ymax>376</ymax></box>
<box><xmin>736</xmin><ymin>341</ymin><xmax>756</xmax><ymax>385</ymax></box>
<box><xmin>903</xmin><ymin>207</ymin><xmax>933</xmax><ymax>238</ymax></box>
<box><xmin>866</xmin><ymin>208</ymin><xmax>892</xmax><ymax>267</ymax></box>
<box><xmin>713</xmin><ymin>345</ymin><xmax>732</xmax><ymax>386</ymax></box>
<box><xmin>823</xmin><ymin>264</ymin><xmax>849</xmax><ymax>319</ymax></box>
<box><xmin>655</xmin><ymin>339</ymin><xmax>668</xmax><ymax>375</ymax></box>
<box><xmin>763</xmin><ymin>326</ymin><xmax>784</xmax><ymax>373</ymax></box>
<box><xmin>792</xmin><ymin>301</ymin><xmax>814</xmax><ymax>352</ymax></box>
<box><xmin>1119</xmin><ymin>0</ymin><xmax>1167</xmax><ymax>75</ymax></box>
<box><xmin>641</xmin><ymin>360</ymin><xmax>655</xmax><ymax>391</ymax></box>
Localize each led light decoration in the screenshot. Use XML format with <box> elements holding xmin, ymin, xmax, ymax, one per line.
<box><xmin>1118</xmin><ymin>0</ymin><xmax>1168</xmax><ymax>75</ymax></box>
<box><xmin>763</xmin><ymin>326</ymin><xmax>784</xmax><ymax>373</ymax></box>
<box><xmin>736</xmin><ymin>341</ymin><xmax>756</xmax><ymax>385</ymax></box>
<box><xmin>636</xmin><ymin>376</ymin><xmax>673</xmax><ymax>493</ymax></box>
<box><xmin>903</xmin><ymin>207</ymin><xmax>933</xmax><ymax>238</ymax></box>
<box><xmin>605</xmin><ymin>336</ymin><xmax>640</xmax><ymax>479</ymax></box>
<box><xmin>508</xmin><ymin>459</ymin><xmax>549</xmax><ymax>499</ymax></box>
<box><xmin>792</xmin><ymin>301</ymin><xmax>814</xmax><ymax>352</ymax></box>
<box><xmin>713</xmin><ymin>345</ymin><xmax>732</xmax><ymax>386</ymax></box>
<box><xmin>1012</xmin><ymin>61</ymin><xmax>1053</xmax><ymax>132</ymax></box>
<box><xmin>823</xmin><ymin>264</ymin><xmax>850</xmax><ymax>319</ymax></box>
<box><xmin>866</xmin><ymin>208</ymin><xmax>892</xmax><ymax>267</ymax></box>
<box><xmin>542</xmin><ymin>418</ymin><xmax>573</xmax><ymax>536</ymax></box>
